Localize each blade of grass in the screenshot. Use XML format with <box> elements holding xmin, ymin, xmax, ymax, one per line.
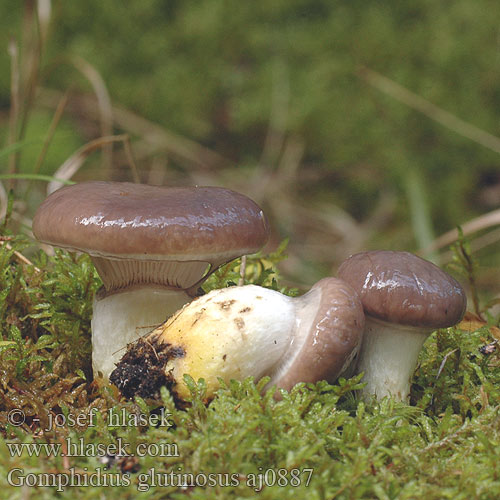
<box><xmin>259</xmin><ymin>59</ymin><xmax>290</xmax><ymax>170</ymax></box>
<box><xmin>0</xmin><ymin>139</ymin><xmax>40</xmax><ymax>161</ymax></box>
<box><xmin>32</xmin><ymin>88</ymin><xmax>70</xmax><ymax>177</ymax></box>
<box><xmin>18</xmin><ymin>0</ymin><xmax>43</xmax><ymax>158</ymax></box>
<box><xmin>37</xmin><ymin>0</ymin><xmax>52</xmax><ymax>46</ymax></box>
<box><xmin>0</xmin><ymin>173</ymin><xmax>75</xmax><ymax>185</ymax></box>
<box><xmin>122</xmin><ymin>135</ymin><xmax>141</xmax><ymax>183</ymax></box>
<box><xmin>71</xmin><ymin>56</ymin><xmax>114</xmax><ymax>176</ymax></box>
<box><xmin>24</xmin><ymin>89</ymin><xmax>71</xmax><ymax>199</ymax></box>
<box><xmin>0</xmin><ymin>190</ymin><xmax>13</xmax><ymax>230</ymax></box>
<box><xmin>7</xmin><ymin>37</ymin><xmax>20</xmax><ymax>190</ymax></box>
<box><xmin>404</xmin><ymin>166</ymin><xmax>438</xmax><ymax>263</ymax></box>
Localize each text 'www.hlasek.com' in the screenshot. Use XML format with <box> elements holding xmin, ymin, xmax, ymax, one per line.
<box><xmin>4</xmin><ymin>407</ymin><xmax>314</xmax><ymax>492</ymax></box>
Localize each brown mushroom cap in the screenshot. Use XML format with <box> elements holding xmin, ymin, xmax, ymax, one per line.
<box><xmin>33</xmin><ymin>181</ymin><xmax>269</xmax><ymax>261</ymax></box>
<box><xmin>33</xmin><ymin>181</ymin><xmax>269</xmax><ymax>291</ymax></box>
<box><xmin>338</xmin><ymin>250</ymin><xmax>466</xmax><ymax>329</ymax></box>
<box><xmin>272</xmin><ymin>277</ymin><xmax>365</xmax><ymax>392</ymax></box>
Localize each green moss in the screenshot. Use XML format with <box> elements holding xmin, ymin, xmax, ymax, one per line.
<box><xmin>0</xmin><ymin>233</ymin><xmax>499</xmax><ymax>499</ymax></box>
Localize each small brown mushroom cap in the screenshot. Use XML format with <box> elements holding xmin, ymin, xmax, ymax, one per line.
<box><xmin>338</xmin><ymin>250</ymin><xmax>466</xmax><ymax>329</ymax></box>
<box><xmin>33</xmin><ymin>181</ymin><xmax>270</xmax><ymax>291</ymax></box>
<box><xmin>271</xmin><ymin>277</ymin><xmax>365</xmax><ymax>392</ymax></box>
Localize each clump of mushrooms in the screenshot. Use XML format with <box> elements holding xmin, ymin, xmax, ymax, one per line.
<box><xmin>32</xmin><ymin>181</ymin><xmax>269</xmax><ymax>379</ymax></box>
<box><xmin>110</xmin><ymin>277</ymin><xmax>365</xmax><ymax>402</ymax></box>
<box><xmin>338</xmin><ymin>250</ymin><xmax>467</xmax><ymax>401</ymax></box>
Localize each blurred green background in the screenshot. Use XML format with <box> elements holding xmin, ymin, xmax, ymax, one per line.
<box><xmin>1</xmin><ymin>0</ymin><xmax>499</xmax><ymax>299</ymax></box>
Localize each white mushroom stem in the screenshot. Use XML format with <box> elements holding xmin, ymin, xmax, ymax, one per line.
<box><xmin>92</xmin><ymin>287</ymin><xmax>190</xmax><ymax>379</ymax></box>
<box><xmin>356</xmin><ymin>317</ymin><xmax>432</xmax><ymax>401</ymax></box>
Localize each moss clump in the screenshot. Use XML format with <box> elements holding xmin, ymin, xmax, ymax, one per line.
<box><xmin>0</xmin><ymin>233</ymin><xmax>499</xmax><ymax>498</ymax></box>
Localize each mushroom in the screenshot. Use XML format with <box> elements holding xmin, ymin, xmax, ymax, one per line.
<box><xmin>337</xmin><ymin>250</ymin><xmax>467</xmax><ymax>401</ymax></box>
<box><xmin>109</xmin><ymin>277</ymin><xmax>365</xmax><ymax>402</ymax></box>
<box><xmin>32</xmin><ymin>181</ymin><xmax>269</xmax><ymax>379</ymax></box>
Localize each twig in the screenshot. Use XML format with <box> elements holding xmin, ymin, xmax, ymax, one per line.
<box><xmin>238</xmin><ymin>255</ymin><xmax>247</xmax><ymax>286</ymax></box>
<box><xmin>436</xmin><ymin>226</ymin><xmax>500</xmax><ymax>264</ymax></box>
<box><xmin>0</xmin><ymin>241</ymin><xmax>40</xmax><ymax>272</ymax></box>
<box><xmin>456</xmin><ymin>237</ymin><xmax>482</xmax><ymax>319</ymax></box>
<box><xmin>430</xmin><ymin>348</ymin><xmax>459</xmax><ymax>408</ymax></box>
<box><xmin>360</xmin><ymin>66</ymin><xmax>500</xmax><ymax>155</ymax></box>
<box><xmin>422</xmin><ymin>208</ymin><xmax>500</xmax><ymax>254</ymax></box>
<box><xmin>135</xmin><ymin>323</ymin><xmax>163</xmax><ymax>331</ymax></box>
<box><xmin>435</xmin><ymin>348</ymin><xmax>458</xmax><ymax>380</ymax></box>
<box><xmin>145</xmin><ymin>339</ymin><xmax>160</xmax><ymax>361</ymax></box>
<box><xmin>48</xmin><ymin>134</ymin><xmax>136</xmax><ymax>194</ymax></box>
<box><xmin>37</xmin><ymin>88</ymin><xmax>229</xmax><ymax>171</ymax></box>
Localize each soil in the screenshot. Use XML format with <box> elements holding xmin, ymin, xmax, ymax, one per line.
<box><xmin>109</xmin><ymin>334</ymin><xmax>185</xmax><ymax>404</ymax></box>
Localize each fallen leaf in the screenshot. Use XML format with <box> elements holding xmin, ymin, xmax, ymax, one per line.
<box><xmin>457</xmin><ymin>311</ymin><xmax>500</xmax><ymax>341</ymax></box>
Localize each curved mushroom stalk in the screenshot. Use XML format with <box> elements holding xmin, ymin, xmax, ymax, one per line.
<box><xmin>110</xmin><ymin>278</ymin><xmax>365</xmax><ymax>402</ymax></box>
<box><xmin>269</xmin><ymin>278</ymin><xmax>364</xmax><ymax>392</ymax></box>
<box><xmin>355</xmin><ymin>318</ymin><xmax>432</xmax><ymax>401</ymax></box>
